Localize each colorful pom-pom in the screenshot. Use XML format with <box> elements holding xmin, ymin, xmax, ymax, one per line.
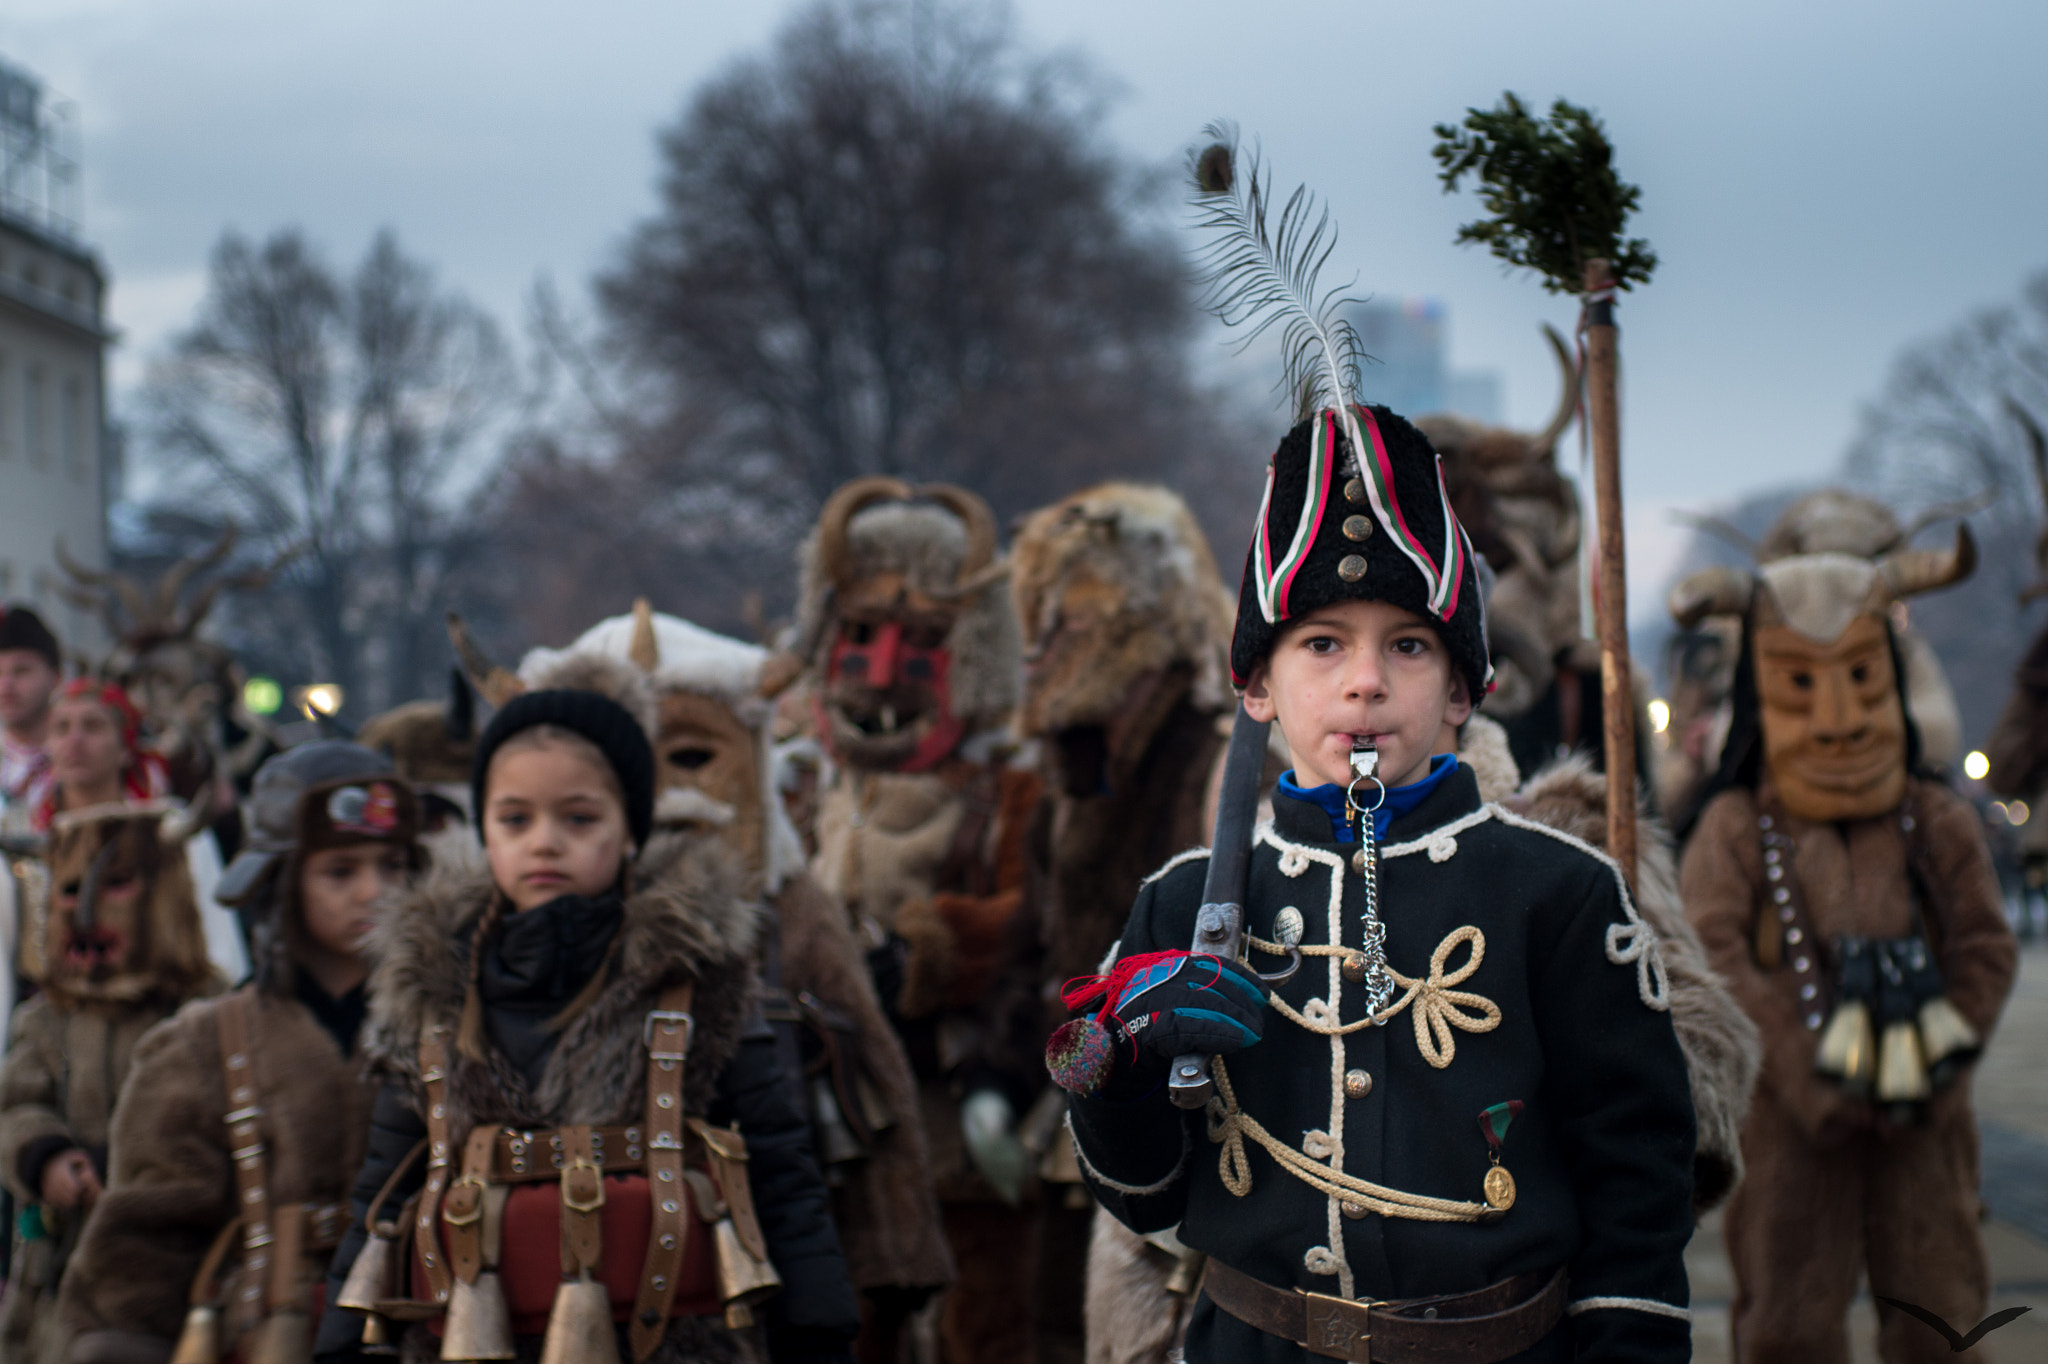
<box><xmin>1046</xmin><ymin>1017</ymin><xmax>1114</xmax><ymax>1096</ymax></box>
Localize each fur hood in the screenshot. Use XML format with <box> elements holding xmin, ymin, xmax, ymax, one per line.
<box><xmin>1507</xmin><ymin>754</ymin><xmax>1761</xmax><ymax>1212</ymax></box>
<box><xmin>360</xmin><ymin>828</ymin><xmax>763</xmax><ymax>1130</ymax></box>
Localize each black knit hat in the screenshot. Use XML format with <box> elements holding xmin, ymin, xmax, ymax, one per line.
<box><xmin>0</xmin><ymin>604</ymin><xmax>60</xmax><ymax>670</ymax></box>
<box><xmin>471</xmin><ymin>689</ymin><xmax>656</xmax><ymax>848</ymax></box>
<box><xmin>1230</xmin><ymin>404</ymin><xmax>1492</xmax><ymax>703</ymax></box>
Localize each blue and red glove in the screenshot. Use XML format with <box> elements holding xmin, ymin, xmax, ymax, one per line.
<box><xmin>1046</xmin><ymin>949</ymin><xmax>1267</xmax><ymax>1097</ymax></box>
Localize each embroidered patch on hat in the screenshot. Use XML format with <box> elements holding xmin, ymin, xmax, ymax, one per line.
<box><xmin>327</xmin><ymin>782</ymin><xmax>400</xmax><ymax>837</ymax></box>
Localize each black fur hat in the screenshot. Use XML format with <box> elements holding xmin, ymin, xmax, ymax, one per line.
<box><xmin>0</xmin><ymin>604</ymin><xmax>60</xmax><ymax>669</ymax></box>
<box><xmin>1229</xmin><ymin>403</ymin><xmax>1492</xmax><ymax>703</ymax></box>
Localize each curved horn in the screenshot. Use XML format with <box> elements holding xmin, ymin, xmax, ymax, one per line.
<box><xmin>918</xmin><ymin>483</ymin><xmax>999</xmax><ymax>582</ymax></box>
<box><xmin>446</xmin><ymin>612</ymin><xmax>525</xmax><ymax>708</ymax></box>
<box><xmin>158</xmin><ymin>789</ymin><xmax>216</xmax><ymax>847</ymax></box>
<box><xmin>55</xmin><ymin>537</ymin><xmax>150</xmax><ymax>629</ymax></box>
<box><xmin>814</xmin><ymin>477</ymin><xmax>916</xmax><ymax>590</ymax></box>
<box><xmin>757</xmin><ymin>650</ymin><xmax>806</xmax><ymax>701</ymax></box>
<box><xmin>1527</xmin><ymin>323</ymin><xmax>1580</xmax><ymax>459</ymax></box>
<box><xmin>1893</xmin><ymin>488</ymin><xmax>1997</xmax><ymax>550</ymax></box>
<box><xmin>152</xmin><ymin>525</ymin><xmax>238</xmax><ymax>625</ymax></box>
<box><xmin>629</xmin><ymin>597</ymin><xmax>660</xmax><ymax>672</ymax></box>
<box><xmin>1668</xmin><ymin>566</ymin><xmax>1756</xmax><ymax>630</ymax></box>
<box><xmin>1879</xmin><ymin>522</ymin><xmax>1977</xmax><ymax>600</ymax></box>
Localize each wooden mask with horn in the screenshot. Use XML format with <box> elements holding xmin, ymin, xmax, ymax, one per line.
<box><xmin>1669</xmin><ymin>526</ymin><xmax>1975</xmax><ymax>822</ymax></box>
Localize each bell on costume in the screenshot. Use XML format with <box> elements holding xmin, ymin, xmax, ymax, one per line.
<box><xmin>537</xmin><ymin>1273</ymin><xmax>620</xmax><ymax>1364</ymax></box>
<box><xmin>714</xmin><ymin>1215</ymin><xmax>783</xmax><ymax>1330</ymax></box>
<box><xmin>336</xmin><ymin>1222</ymin><xmax>400</xmax><ymax>1353</ymax></box>
<box><xmin>440</xmin><ymin>1272</ymin><xmax>516</xmax><ymax>1362</ymax></box>
<box><xmin>336</xmin><ymin>1221</ymin><xmax>397</xmax><ymax>1314</ymax></box>
<box><xmin>1916</xmin><ymin>995</ymin><xmax>1982</xmax><ymax>1088</ymax></box>
<box><xmin>168</xmin><ymin>1305</ymin><xmax>220</xmax><ymax>1364</ymax></box>
<box><xmin>1813</xmin><ymin>936</ymin><xmax>1876</xmax><ymax>1098</ymax></box>
<box><xmin>1893</xmin><ymin>936</ymin><xmax>1981</xmax><ymax>1088</ymax></box>
<box><xmin>1873</xmin><ymin>941</ymin><xmax>1931</xmax><ymax>1116</ymax></box>
<box><xmin>245</xmin><ymin>1309</ymin><xmax>312</xmax><ymax>1364</ymax></box>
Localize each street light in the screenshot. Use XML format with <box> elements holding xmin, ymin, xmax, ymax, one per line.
<box><xmin>295</xmin><ymin>683</ymin><xmax>344</xmax><ymax>721</ymax></box>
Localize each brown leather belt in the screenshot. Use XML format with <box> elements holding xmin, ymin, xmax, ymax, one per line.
<box><xmin>491</xmin><ymin>1125</ymin><xmax>646</xmax><ymax>1181</ymax></box>
<box><xmin>1202</xmin><ymin>1259</ymin><xmax>1567</xmax><ymax>1363</ymax></box>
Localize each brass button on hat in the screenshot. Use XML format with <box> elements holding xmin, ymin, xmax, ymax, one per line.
<box><xmin>1342</xmin><ymin>515</ymin><xmax>1374</xmax><ymax>542</ymax></box>
<box><xmin>1337</xmin><ymin>554</ymin><xmax>1368</xmax><ymax>582</ymax></box>
<box><xmin>1343</xmin><ymin>1069</ymin><xmax>1373</xmax><ymax>1100</ymax></box>
<box><xmin>1344</xmin><ymin>476</ymin><xmax>1367</xmax><ymax>505</ymax></box>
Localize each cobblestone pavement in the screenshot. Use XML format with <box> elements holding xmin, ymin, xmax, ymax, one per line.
<box><xmin>1688</xmin><ymin>941</ymin><xmax>2048</xmax><ymax>1361</ymax></box>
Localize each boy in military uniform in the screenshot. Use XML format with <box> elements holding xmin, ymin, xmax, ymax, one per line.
<box><xmin>1051</xmin><ymin>400</ymin><xmax>1697</xmax><ymax>1363</ymax></box>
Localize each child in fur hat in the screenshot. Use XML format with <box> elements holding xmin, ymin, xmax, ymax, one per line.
<box><xmin>1054</xmin><ymin>403</ymin><xmax>1696</xmax><ymax>1363</ymax></box>
<box><xmin>57</xmin><ymin>741</ymin><xmax>422</xmax><ymax>1363</ymax></box>
<box><xmin>317</xmin><ymin>662</ymin><xmax>859</xmax><ymax>1364</ymax></box>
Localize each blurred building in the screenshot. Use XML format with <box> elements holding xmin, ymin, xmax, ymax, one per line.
<box><xmin>0</xmin><ymin>55</ymin><xmax>111</xmax><ymax>654</ymax></box>
<box><xmin>1347</xmin><ymin>298</ymin><xmax>1502</xmax><ymax>424</ymax></box>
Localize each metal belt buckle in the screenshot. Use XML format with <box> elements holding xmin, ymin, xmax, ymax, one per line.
<box><xmin>644</xmin><ymin>1009</ymin><xmax>695</xmax><ymax>1061</ymax></box>
<box><xmin>442</xmin><ymin>1175</ymin><xmax>486</xmax><ymax>1226</ymax></box>
<box><xmin>1303</xmin><ymin>1289</ymin><xmax>1374</xmax><ymax>1362</ymax></box>
<box><xmin>560</xmin><ymin>1157</ymin><xmax>605</xmax><ymax>1212</ymax></box>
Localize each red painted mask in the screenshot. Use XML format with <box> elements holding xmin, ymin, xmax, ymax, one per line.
<box><xmin>818</xmin><ymin>613</ymin><xmax>964</xmax><ymax>772</ymax></box>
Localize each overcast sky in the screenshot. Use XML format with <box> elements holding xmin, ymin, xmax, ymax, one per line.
<box><xmin>5</xmin><ymin>0</ymin><xmax>2044</xmax><ymax>612</ymax></box>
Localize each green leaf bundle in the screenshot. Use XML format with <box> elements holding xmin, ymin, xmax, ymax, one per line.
<box><xmin>1433</xmin><ymin>93</ymin><xmax>1656</xmax><ymax>295</ymax></box>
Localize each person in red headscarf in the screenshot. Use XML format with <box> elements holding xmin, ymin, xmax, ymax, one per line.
<box><xmin>32</xmin><ymin>680</ymin><xmax>171</xmax><ymax>833</ymax></box>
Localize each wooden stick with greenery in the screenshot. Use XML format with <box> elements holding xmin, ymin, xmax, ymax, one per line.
<box><xmin>1434</xmin><ymin>92</ymin><xmax>1655</xmax><ymax>883</ymax></box>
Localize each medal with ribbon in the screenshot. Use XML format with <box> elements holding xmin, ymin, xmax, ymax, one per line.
<box><xmin>1478</xmin><ymin>1100</ymin><xmax>1524</xmax><ymax>1212</ymax></box>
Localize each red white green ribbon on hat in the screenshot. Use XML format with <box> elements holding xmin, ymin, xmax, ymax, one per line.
<box><xmin>1250</xmin><ymin>408</ymin><xmax>1339</xmax><ymax>623</ymax></box>
<box><xmin>1344</xmin><ymin>405</ymin><xmax>1467</xmax><ymax>622</ymax></box>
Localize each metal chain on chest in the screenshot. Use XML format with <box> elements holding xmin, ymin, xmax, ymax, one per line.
<box><xmin>1347</xmin><ymin>745</ymin><xmax>1395</xmax><ymax>1019</ymax></box>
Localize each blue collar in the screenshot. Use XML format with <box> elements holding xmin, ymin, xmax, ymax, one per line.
<box><xmin>1278</xmin><ymin>753</ymin><xmax>1459</xmax><ymax>843</ymax></box>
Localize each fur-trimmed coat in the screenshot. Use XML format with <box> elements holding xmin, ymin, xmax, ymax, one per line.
<box><xmin>56</xmin><ymin>986</ymin><xmax>374</xmax><ymax>1357</ymax></box>
<box><xmin>314</xmin><ymin>832</ymin><xmax>859</xmax><ymax>1362</ymax></box>
<box><xmin>0</xmin><ymin>995</ymin><xmax>188</xmax><ymax>1364</ymax></box>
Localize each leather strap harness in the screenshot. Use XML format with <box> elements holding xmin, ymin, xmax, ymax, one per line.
<box><xmin>631</xmin><ymin>984</ymin><xmax>693</xmax><ymax>1359</ymax></box>
<box><xmin>1201</xmin><ymin>1260</ymin><xmax>1567</xmax><ymax>1363</ymax></box>
<box><xmin>212</xmin><ymin>991</ymin><xmax>350</xmax><ymax>1334</ymax></box>
<box><xmin>415</xmin><ymin>982</ymin><xmax>710</xmax><ymax>1361</ymax></box>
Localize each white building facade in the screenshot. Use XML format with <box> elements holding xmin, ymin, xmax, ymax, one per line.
<box><xmin>0</xmin><ymin>58</ymin><xmax>110</xmax><ymax>659</ymax></box>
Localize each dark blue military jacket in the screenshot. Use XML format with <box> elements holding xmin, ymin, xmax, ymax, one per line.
<box><xmin>1070</xmin><ymin>764</ymin><xmax>1695</xmax><ymax>1362</ymax></box>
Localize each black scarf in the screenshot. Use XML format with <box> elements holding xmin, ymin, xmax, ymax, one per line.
<box><xmin>475</xmin><ymin>892</ymin><xmax>624</xmax><ymax>1084</ymax></box>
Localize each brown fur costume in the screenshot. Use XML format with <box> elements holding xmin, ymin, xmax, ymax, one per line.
<box><xmin>359</xmin><ymin>833</ymin><xmax>763</xmax><ymax>1364</ymax></box>
<box><xmin>0</xmin><ymin>805</ymin><xmax>221</xmax><ymax>1364</ymax></box>
<box><xmin>56</xmin><ymin>987</ymin><xmax>375</xmax><ymax>1356</ymax></box>
<box><xmin>1673</xmin><ymin>525</ymin><xmax>2017</xmax><ymax>1361</ymax></box>
<box><xmin>1684</xmin><ymin>779</ymin><xmax>2014</xmax><ymax>1363</ymax></box>
<box><xmin>1010</xmin><ymin>484</ymin><xmax>1237</xmax><ymax>1364</ymax></box>
<box><xmin>796</xmin><ymin>481</ymin><xmax>1043</xmax><ymax>1364</ymax></box>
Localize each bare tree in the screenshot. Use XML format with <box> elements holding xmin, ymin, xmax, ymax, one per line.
<box><xmin>1844</xmin><ymin>268</ymin><xmax>2048</xmax><ymax>748</ymax></box>
<box><xmin>141</xmin><ymin>228</ymin><xmax>513</xmax><ymax>710</ymax></box>
<box><xmin>576</xmin><ymin>0</ymin><xmax>1244</xmax><ymax>635</ymax></box>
